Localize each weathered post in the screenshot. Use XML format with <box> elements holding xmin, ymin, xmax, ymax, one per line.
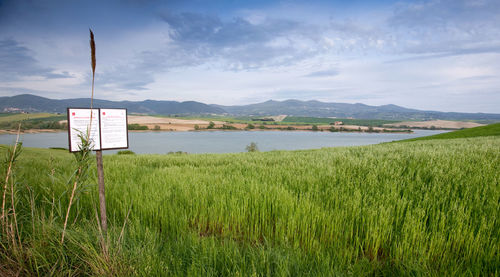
<box><xmin>96</xmin><ymin>150</ymin><xmax>107</xmax><ymax>235</ymax></box>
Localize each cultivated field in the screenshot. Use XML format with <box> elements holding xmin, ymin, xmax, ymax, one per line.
<box><xmin>0</xmin><ymin>113</ymin><xmax>59</xmax><ymax>123</ymax></box>
<box><xmin>127</xmin><ymin>115</ymin><xmax>409</xmax><ymax>132</ymax></box>
<box><xmin>0</xmin><ymin>125</ymin><xmax>498</xmax><ymax>275</ymax></box>
<box><xmin>384</xmin><ymin>119</ymin><xmax>484</xmax><ymax>129</ymax></box>
<box><xmin>127</xmin><ymin>115</ymin><xmax>225</xmax><ymax>131</ymax></box>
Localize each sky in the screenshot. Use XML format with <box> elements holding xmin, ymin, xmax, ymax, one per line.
<box><xmin>0</xmin><ymin>0</ymin><xmax>499</xmax><ymax>113</ymax></box>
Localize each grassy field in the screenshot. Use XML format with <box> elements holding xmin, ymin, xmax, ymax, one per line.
<box><xmin>0</xmin><ymin>127</ymin><xmax>498</xmax><ymax>275</ymax></box>
<box><xmin>402</xmin><ymin>122</ymin><xmax>500</xmax><ymax>141</ymax></box>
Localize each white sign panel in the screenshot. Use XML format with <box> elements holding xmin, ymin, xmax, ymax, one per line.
<box><xmin>100</xmin><ymin>109</ymin><xmax>128</xmax><ymax>150</ymax></box>
<box><xmin>67</xmin><ymin>108</ymin><xmax>101</xmax><ymax>152</ymax></box>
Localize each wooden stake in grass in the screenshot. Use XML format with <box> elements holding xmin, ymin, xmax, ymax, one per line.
<box><xmin>96</xmin><ymin>151</ymin><xmax>107</xmax><ymax>236</ymax></box>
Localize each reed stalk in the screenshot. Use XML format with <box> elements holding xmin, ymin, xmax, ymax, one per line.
<box><xmin>1</xmin><ymin>123</ymin><xmax>21</xmax><ymax>230</ymax></box>
<box><xmin>10</xmin><ymin>165</ymin><xmax>21</xmax><ymax>249</ymax></box>
<box><xmin>61</xmin><ymin>167</ymin><xmax>81</xmax><ymax>244</ymax></box>
<box><xmin>89</xmin><ymin>29</ymin><xmax>108</xmax><ymax>249</ymax></box>
<box><xmin>61</xmin><ymin>29</ymin><xmax>99</xmax><ymax>245</ymax></box>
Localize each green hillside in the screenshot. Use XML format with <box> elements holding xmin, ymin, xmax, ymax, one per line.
<box><xmin>403</xmin><ymin>122</ymin><xmax>500</xmax><ymax>142</ymax></box>
<box><xmin>0</xmin><ymin>136</ymin><xmax>498</xmax><ymax>275</ymax></box>
<box><xmin>0</xmin><ymin>113</ymin><xmax>60</xmax><ymax>123</ymax></box>
<box><xmin>0</xmin><ymin>113</ymin><xmax>66</xmax><ymax>130</ymax></box>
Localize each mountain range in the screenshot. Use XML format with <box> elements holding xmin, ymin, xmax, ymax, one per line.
<box><xmin>1</xmin><ymin>94</ymin><xmax>499</xmax><ymax>121</ymax></box>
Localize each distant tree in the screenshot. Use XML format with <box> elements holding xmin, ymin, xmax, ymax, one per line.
<box><xmin>246</xmin><ymin>142</ymin><xmax>259</xmax><ymax>152</ymax></box>
<box><xmin>221</xmin><ymin>124</ymin><xmax>237</xmax><ymax>130</ymax></box>
<box><xmin>154</xmin><ymin>125</ymin><xmax>161</xmax><ymax>131</ymax></box>
<box><xmin>128</xmin><ymin>124</ymin><xmax>148</xmax><ymax>130</ymax></box>
<box><xmin>246</xmin><ymin>123</ymin><xmax>255</xmax><ymax>129</ymax></box>
<box><xmin>311</xmin><ymin>125</ymin><xmax>319</xmax><ymax>131</ymax></box>
<box><xmin>207</xmin><ymin>121</ymin><xmax>215</xmax><ymax>129</ymax></box>
<box><xmin>194</xmin><ymin>124</ymin><xmax>200</xmax><ymax>130</ymax></box>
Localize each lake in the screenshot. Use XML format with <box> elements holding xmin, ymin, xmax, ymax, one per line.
<box><xmin>0</xmin><ymin>130</ymin><xmax>447</xmax><ymax>154</ymax></box>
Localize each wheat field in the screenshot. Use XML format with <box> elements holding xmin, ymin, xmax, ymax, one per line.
<box><xmin>0</xmin><ymin>135</ymin><xmax>498</xmax><ymax>275</ymax></box>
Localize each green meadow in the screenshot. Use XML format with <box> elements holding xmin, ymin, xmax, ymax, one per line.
<box><xmin>401</xmin><ymin>122</ymin><xmax>500</xmax><ymax>141</ymax></box>
<box><xmin>0</xmin><ymin>125</ymin><xmax>498</xmax><ymax>275</ymax></box>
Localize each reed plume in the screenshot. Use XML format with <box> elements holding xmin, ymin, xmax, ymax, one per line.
<box><xmin>90</xmin><ymin>29</ymin><xmax>96</xmax><ymax>110</ymax></box>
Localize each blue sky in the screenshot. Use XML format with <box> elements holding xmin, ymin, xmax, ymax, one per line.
<box><xmin>0</xmin><ymin>0</ymin><xmax>499</xmax><ymax>113</ymax></box>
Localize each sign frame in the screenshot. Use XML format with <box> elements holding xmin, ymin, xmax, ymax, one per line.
<box><xmin>67</xmin><ymin>107</ymin><xmax>129</xmax><ymax>152</ymax></box>
<box><xmin>67</xmin><ymin>107</ymin><xmax>101</xmax><ymax>152</ymax></box>
<box><xmin>98</xmin><ymin>108</ymin><xmax>129</xmax><ymax>151</ymax></box>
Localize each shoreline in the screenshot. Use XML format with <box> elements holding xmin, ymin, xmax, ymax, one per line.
<box><xmin>0</xmin><ymin>129</ymin><xmax>65</xmax><ymax>135</ymax></box>
<box><xmin>0</xmin><ymin>128</ymin><xmax>413</xmax><ymax>135</ymax></box>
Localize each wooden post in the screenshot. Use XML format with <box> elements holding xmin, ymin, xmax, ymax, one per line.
<box><xmin>96</xmin><ymin>150</ymin><xmax>107</xmax><ymax>235</ymax></box>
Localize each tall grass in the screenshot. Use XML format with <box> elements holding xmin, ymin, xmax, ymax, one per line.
<box><xmin>0</xmin><ymin>135</ymin><xmax>498</xmax><ymax>275</ymax></box>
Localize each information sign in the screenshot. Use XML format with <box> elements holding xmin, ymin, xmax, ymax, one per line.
<box><xmin>100</xmin><ymin>108</ymin><xmax>128</xmax><ymax>150</ymax></box>
<box><xmin>67</xmin><ymin>108</ymin><xmax>101</xmax><ymax>152</ymax></box>
<box><xmin>67</xmin><ymin>108</ymin><xmax>128</xmax><ymax>152</ymax></box>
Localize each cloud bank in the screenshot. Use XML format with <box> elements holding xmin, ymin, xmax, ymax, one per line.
<box><xmin>0</xmin><ymin>0</ymin><xmax>499</xmax><ymax>112</ymax></box>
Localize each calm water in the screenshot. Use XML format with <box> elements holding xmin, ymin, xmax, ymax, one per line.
<box><xmin>0</xmin><ymin>130</ymin><xmax>447</xmax><ymax>154</ymax></box>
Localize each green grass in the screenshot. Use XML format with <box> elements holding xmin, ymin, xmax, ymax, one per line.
<box><xmin>402</xmin><ymin>122</ymin><xmax>500</xmax><ymax>142</ymax></box>
<box><xmin>0</xmin><ymin>135</ymin><xmax>498</xmax><ymax>275</ymax></box>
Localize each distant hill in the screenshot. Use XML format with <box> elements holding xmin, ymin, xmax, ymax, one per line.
<box><xmin>0</xmin><ymin>94</ymin><xmax>224</xmax><ymax>115</ymax></box>
<box><xmin>213</xmin><ymin>100</ymin><xmax>500</xmax><ymax>121</ymax></box>
<box><xmin>1</xmin><ymin>94</ymin><xmax>500</xmax><ymax>121</ymax></box>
